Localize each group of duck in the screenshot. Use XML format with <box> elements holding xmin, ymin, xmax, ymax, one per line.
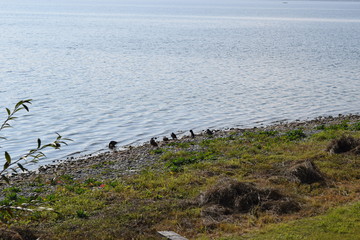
<box><xmin>108</xmin><ymin>129</ymin><xmax>213</xmax><ymax>150</ymax></box>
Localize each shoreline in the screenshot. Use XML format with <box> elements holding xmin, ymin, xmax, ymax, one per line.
<box><xmin>2</xmin><ymin>113</ymin><xmax>360</xmax><ymax>239</ymax></box>
<box><xmin>5</xmin><ymin>113</ymin><xmax>360</xmax><ymax>187</ymax></box>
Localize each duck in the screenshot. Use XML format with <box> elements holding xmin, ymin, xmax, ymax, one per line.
<box><xmin>108</xmin><ymin>141</ymin><xmax>118</xmax><ymax>149</ymax></box>
<box><xmin>150</xmin><ymin>138</ymin><xmax>158</xmax><ymax>147</ymax></box>
<box><xmin>171</xmin><ymin>132</ymin><xmax>177</xmax><ymax>140</ymax></box>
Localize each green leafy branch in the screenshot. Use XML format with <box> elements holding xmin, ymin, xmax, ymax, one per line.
<box><xmin>1</xmin><ymin>99</ymin><xmax>72</xmax><ymax>184</ymax></box>
<box><xmin>0</xmin><ymin>99</ymin><xmax>72</xmax><ymax>225</ymax></box>
<box><xmin>0</xmin><ymin>99</ymin><xmax>32</xmax><ymax>137</ymax></box>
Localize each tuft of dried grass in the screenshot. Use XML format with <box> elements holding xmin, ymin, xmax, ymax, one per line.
<box><xmin>287</xmin><ymin>160</ymin><xmax>325</xmax><ymax>184</ymax></box>
<box><xmin>326</xmin><ymin>135</ymin><xmax>360</xmax><ymax>154</ymax></box>
<box><xmin>198</xmin><ymin>178</ymin><xmax>300</xmax><ymax>218</ymax></box>
<box><xmin>0</xmin><ymin>229</ymin><xmax>22</xmax><ymax>240</ymax></box>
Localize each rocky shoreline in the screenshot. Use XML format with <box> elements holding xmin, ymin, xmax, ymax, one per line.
<box><xmin>3</xmin><ymin>114</ymin><xmax>360</xmax><ymax>191</ymax></box>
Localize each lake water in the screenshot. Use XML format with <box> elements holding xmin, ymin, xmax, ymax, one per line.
<box><xmin>1</xmin><ymin>0</ymin><xmax>360</xmax><ymax>168</ymax></box>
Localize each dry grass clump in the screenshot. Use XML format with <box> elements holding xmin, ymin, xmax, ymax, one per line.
<box><xmin>0</xmin><ymin>227</ymin><xmax>37</xmax><ymax>240</ymax></box>
<box><xmin>326</xmin><ymin>135</ymin><xmax>360</xmax><ymax>154</ymax></box>
<box><xmin>0</xmin><ymin>228</ymin><xmax>23</xmax><ymax>240</ymax></box>
<box><xmin>287</xmin><ymin>160</ymin><xmax>325</xmax><ymax>184</ymax></box>
<box><xmin>198</xmin><ymin>178</ymin><xmax>300</xmax><ymax>220</ymax></box>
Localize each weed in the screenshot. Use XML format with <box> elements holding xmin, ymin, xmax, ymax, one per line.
<box><xmin>311</xmin><ymin>130</ymin><xmax>340</xmax><ymax>141</ymax></box>
<box><xmin>33</xmin><ymin>188</ymin><xmax>45</xmax><ymax>193</ymax></box>
<box><xmin>150</xmin><ymin>148</ymin><xmax>166</xmax><ymax>154</ymax></box>
<box><xmin>74</xmin><ymin>187</ymin><xmax>87</xmax><ymax>195</ymax></box>
<box><xmin>3</xmin><ymin>187</ymin><xmax>21</xmax><ymax>193</ymax></box>
<box><xmin>164</xmin><ymin>150</ymin><xmax>217</xmax><ymax>172</ymax></box>
<box><xmin>166</xmin><ymin>156</ymin><xmax>197</xmax><ymax>172</ymax></box>
<box><xmin>315</xmin><ymin>121</ymin><xmax>354</xmax><ymax>131</ymax></box>
<box><xmin>316</xmin><ymin>124</ymin><xmax>326</xmax><ymax>130</ymax></box>
<box><xmin>44</xmin><ymin>194</ymin><xmax>57</xmax><ymax>202</ymax></box>
<box><xmin>328</xmin><ymin>121</ymin><xmax>349</xmax><ymax>130</ymax></box>
<box><xmin>258</xmin><ymin>130</ymin><xmax>278</xmax><ymax>137</ymax></box>
<box><xmin>59</xmin><ymin>174</ymin><xmax>74</xmax><ymax>183</ymax></box>
<box><xmin>76</xmin><ymin>210</ymin><xmax>89</xmax><ymax>219</ymax></box>
<box><xmin>351</xmin><ymin>121</ymin><xmax>360</xmax><ymax>131</ymax></box>
<box><xmin>6</xmin><ymin>192</ymin><xmax>18</xmax><ymax>201</ymax></box>
<box><xmin>84</xmin><ymin>178</ymin><xmax>102</xmax><ymax>187</ymax></box>
<box><xmin>91</xmin><ymin>162</ymin><xmax>114</xmax><ymax>169</ymax></box>
<box><xmin>107</xmin><ymin>180</ymin><xmax>120</xmax><ymax>188</ymax></box>
<box><xmin>285</xmin><ymin>129</ymin><xmax>306</xmax><ymax>141</ymax></box>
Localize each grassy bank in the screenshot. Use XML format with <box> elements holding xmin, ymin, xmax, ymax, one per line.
<box><xmin>245</xmin><ymin>201</ymin><xmax>360</xmax><ymax>240</ymax></box>
<box><xmin>1</xmin><ymin>116</ymin><xmax>360</xmax><ymax>239</ymax></box>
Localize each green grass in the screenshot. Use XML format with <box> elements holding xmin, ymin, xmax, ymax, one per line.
<box><xmin>315</xmin><ymin>120</ymin><xmax>360</xmax><ymax>131</ymax></box>
<box><xmin>284</xmin><ymin>129</ymin><xmax>306</xmax><ymax>141</ymax></box>
<box><xmin>2</xmin><ymin>120</ymin><xmax>360</xmax><ymax>239</ymax></box>
<box><xmin>243</xmin><ymin>201</ymin><xmax>360</xmax><ymax>240</ymax></box>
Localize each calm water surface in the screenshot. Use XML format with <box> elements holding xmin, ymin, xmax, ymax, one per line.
<box><xmin>1</xmin><ymin>0</ymin><xmax>360</xmax><ymax>168</ymax></box>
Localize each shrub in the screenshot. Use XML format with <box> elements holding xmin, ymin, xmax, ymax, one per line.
<box><xmin>76</xmin><ymin>210</ymin><xmax>89</xmax><ymax>219</ymax></box>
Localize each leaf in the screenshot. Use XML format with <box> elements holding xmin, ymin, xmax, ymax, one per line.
<box><xmin>22</xmin><ymin>104</ymin><xmax>29</xmax><ymax>112</ymax></box>
<box><xmin>56</xmin><ymin>132</ymin><xmax>62</xmax><ymax>140</ymax></box>
<box><xmin>32</xmin><ymin>158</ymin><xmax>39</xmax><ymax>163</ymax></box>
<box><xmin>15</xmin><ymin>100</ymin><xmax>24</xmax><ymax>109</ymax></box>
<box><xmin>17</xmin><ymin>163</ymin><xmax>27</xmax><ymax>172</ymax></box>
<box><xmin>6</xmin><ymin>207</ymin><xmax>14</xmax><ymax>217</ymax></box>
<box><xmin>29</xmin><ymin>149</ymin><xmax>37</xmax><ymax>154</ymax></box>
<box><xmin>31</xmin><ymin>152</ymin><xmax>46</xmax><ymax>159</ymax></box>
<box><xmin>3</xmin><ymin>161</ymin><xmax>9</xmax><ymax>170</ymax></box>
<box><xmin>62</xmin><ymin>137</ymin><xmax>73</xmax><ymax>142</ymax></box>
<box><xmin>40</xmin><ymin>144</ymin><xmax>52</xmax><ymax>150</ymax></box>
<box><xmin>1</xmin><ymin>175</ymin><xmax>10</xmax><ymax>184</ymax></box>
<box><xmin>58</xmin><ymin>141</ymin><xmax>68</xmax><ymax>146</ymax></box>
<box><xmin>5</xmin><ymin>151</ymin><xmax>11</xmax><ymax>164</ymax></box>
<box><xmin>6</xmin><ymin>108</ymin><xmax>11</xmax><ymax>115</ymax></box>
<box><xmin>37</xmin><ymin>138</ymin><xmax>41</xmax><ymax>149</ymax></box>
<box><xmin>13</xmin><ymin>107</ymin><xmax>24</xmax><ymax>114</ymax></box>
